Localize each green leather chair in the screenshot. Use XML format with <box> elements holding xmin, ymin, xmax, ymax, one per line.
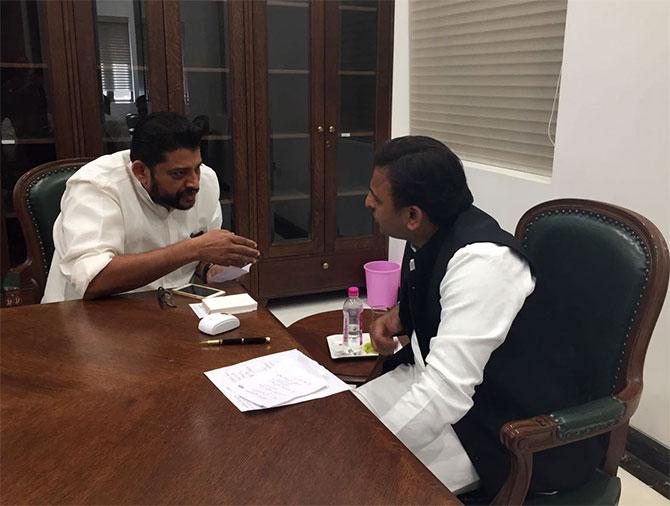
<box><xmin>486</xmin><ymin>199</ymin><xmax>669</xmax><ymax>505</ymax></box>
<box><xmin>10</xmin><ymin>158</ymin><xmax>91</xmax><ymax>305</ymax></box>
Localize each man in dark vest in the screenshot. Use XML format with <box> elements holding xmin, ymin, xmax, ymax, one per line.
<box><xmin>354</xmin><ymin>136</ymin><xmax>605</xmax><ymax>500</ymax></box>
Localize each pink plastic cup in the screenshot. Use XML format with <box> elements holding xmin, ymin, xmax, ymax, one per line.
<box><xmin>364</xmin><ymin>261</ymin><xmax>401</xmax><ymax>308</ymax></box>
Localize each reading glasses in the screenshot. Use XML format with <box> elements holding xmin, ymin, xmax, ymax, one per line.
<box><xmin>157</xmin><ymin>287</ymin><xmax>176</xmax><ymax>310</ymax></box>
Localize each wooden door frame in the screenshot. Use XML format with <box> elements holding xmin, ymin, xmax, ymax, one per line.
<box><xmin>43</xmin><ymin>1</ymin><xmax>96</xmax><ymax>157</ymax></box>
<box><xmin>324</xmin><ymin>0</ymin><xmax>393</xmax><ymax>255</ymax></box>
<box><xmin>65</xmin><ymin>0</ymin><xmax>171</xmax><ymax>158</ymax></box>
<box><xmin>250</xmin><ymin>0</ymin><xmax>326</xmax><ymax>260</ymax></box>
<box><xmin>161</xmin><ymin>1</ymin><xmax>251</xmax><ymax>240</ymax></box>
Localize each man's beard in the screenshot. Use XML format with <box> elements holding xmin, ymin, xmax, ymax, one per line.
<box><xmin>149</xmin><ymin>181</ymin><xmax>198</xmax><ymax>210</ymax></box>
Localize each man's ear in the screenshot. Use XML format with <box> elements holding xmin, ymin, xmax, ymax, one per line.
<box><xmin>131</xmin><ymin>160</ymin><xmax>150</xmax><ymax>189</ymax></box>
<box><xmin>406</xmin><ymin>205</ymin><xmax>426</xmax><ymax>232</ymax></box>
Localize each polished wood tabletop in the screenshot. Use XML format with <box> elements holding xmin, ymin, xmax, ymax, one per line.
<box><xmin>1</xmin><ymin>287</ymin><xmax>458</xmax><ymax>505</ymax></box>
<box><xmin>288</xmin><ymin>310</ymin><xmax>380</xmax><ymax>385</ymax></box>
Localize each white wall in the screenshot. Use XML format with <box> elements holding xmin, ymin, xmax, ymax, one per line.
<box><xmin>392</xmin><ymin>0</ymin><xmax>670</xmax><ymax>446</ymax></box>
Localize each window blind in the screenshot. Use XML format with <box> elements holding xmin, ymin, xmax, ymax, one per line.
<box><xmin>410</xmin><ymin>0</ymin><xmax>567</xmax><ymax>176</ymax></box>
<box><xmin>98</xmin><ymin>19</ymin><xmax>133</xmax><ymax>102</ymax></box>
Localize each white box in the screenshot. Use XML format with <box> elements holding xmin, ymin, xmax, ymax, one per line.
<box><xmin>202</xmin><ymin>293</ymin><xmax>258</xmax><ymax>315</ymax></box>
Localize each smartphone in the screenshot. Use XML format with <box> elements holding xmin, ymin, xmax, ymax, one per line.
<box><xmin>171</xmin><ymin>283</ymin><xmax>225</xmax><ymax>300</ymax></box>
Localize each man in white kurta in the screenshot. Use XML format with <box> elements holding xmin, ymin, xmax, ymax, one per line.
<box><xmin>354</xmin><ymin>242</ymin><xmax>534</xmax><ymax>493</ymax></box>
<box><xmin>43</xmin><ymin>149</ymin><xmax>221</xmax><ymax>302</ymax></box>
<box><xmin>43</xmin><ymin>112</ymin><xmax>259</xmax><ymax>302</ymax></box>
<box><xmin>355</xmin><ymin>135</ymin><xmax>535</xmax><ymax>494</ymax></box>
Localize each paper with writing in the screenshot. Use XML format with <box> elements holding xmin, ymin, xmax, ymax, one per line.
<box><xmin>235</xmin><ymin>367</ymin><xmax>326</xmax><ymax>407</ymax></box>
<box><xmin>204</xmin><ymin>349</ymin><xmax>350</xmax><ymax>411</ymax></box>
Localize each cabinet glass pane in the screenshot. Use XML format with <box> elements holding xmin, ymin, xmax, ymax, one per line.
<box><xmin>336</xmin><ymin>1</ymin><xmax>377</xmax><ymax>238</ymax></box>
<box><xmin>181</xmin><ymin>1</ymin><xmax>234</xmax><ymax>231</ymax></box>
<box><xmin>267</xmin><ymin>2</ymin><xmax>311</xmax><ymax>244</ymax></box>
<box><xmin>93</xmin><ymin>0</ymin><xmax>149</xmax><ymax>154</ymax></box>
<box><xmin>1</xmin><ymin>0</ymin><xmax>55</xmax><ymax>265</ymax></box>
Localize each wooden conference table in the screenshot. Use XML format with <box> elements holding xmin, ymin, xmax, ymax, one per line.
<box><xmin>1</xmin><ymin>286</ymin><xmax>458</xmax><ymax>504</ymax></box>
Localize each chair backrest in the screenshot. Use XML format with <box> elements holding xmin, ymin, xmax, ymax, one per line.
<box><xmin>514</xmin><ymin>198</ymin><xmax>668</xmax><ymax>421</ymax></box>
<box><xmin>12</xmin><ymin>158</ymin><xmax>91</xmax><ymax>295</ymax></box>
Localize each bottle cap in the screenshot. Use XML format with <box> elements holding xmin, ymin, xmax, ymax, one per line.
<box><xmin>348</xmin><ymin>286</ymin><xmax>359</xmax><ymax>297</ymax></box>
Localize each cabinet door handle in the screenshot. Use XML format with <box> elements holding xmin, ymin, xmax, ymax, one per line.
<box><xmin>317</xmin><ymin>125</ymin><xmax>324</xmax><ymax>133</ymax></box>
<box><xmin>328</xmin><ymin>125</ymin><xmax>336</xmax><ymax>133</ymax></box>
<box><xmin>322</xmin><ymin>262</ymin><xmax>330</xmax><ymax>270</ymax></box>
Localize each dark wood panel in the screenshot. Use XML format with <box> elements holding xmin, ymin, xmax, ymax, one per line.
<box><xmin>229</xmin><ymin>0</ymin><xmax>251</xmax><ymax>239</ymax></box>
<box><xmin>42</xmin><ymin>1</ymin><xmax>76</xmax><ymax>158</ymax></box>
<box><xmin>257</xmin><ymin>248</ymin><xmax>384</xmax><ymax>299</ymax></box>
<box><xmin>163</xmin><ymin>0</ymin><xmax>184</xmax><ymax>113</ymax></box>
<box><xmin>243</xmin><ymin>0</ymin><xmax>260</xmax><ymax>297</ymax></box>
<box><xmin>1</xmin><ymin>205</ymin><xmax>8</xmax><ymax>280</ymax></box>
<box><xmin>71</xmin><ymin>0</ymin><xmax>104</xmax><ymax>156</ymax></box>
<box><xmin>323</xmin><ymin>0</ymin><xmax>340</xmax><ymax>253</ymax></box>
<box><xmin>145</xmin><ymin>0</ymin><xmax>169</xmax><ymax>112</ymax></box>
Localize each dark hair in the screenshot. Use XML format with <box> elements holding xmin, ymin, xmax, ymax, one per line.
<box><xmin>130</xmin><ymin>112</ymin><xmax>203</xmax><ymax>168</ymax></box>
<box><xmin>373</xmin><ymin>136</ymin><xmax>473</xmax><ymax>226</ymax></box>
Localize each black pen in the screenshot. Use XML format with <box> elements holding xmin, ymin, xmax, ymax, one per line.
<box><xmin>200</xmin><ymin>336</ymin><xmax>271</xmax><ymax>345</ymax></box>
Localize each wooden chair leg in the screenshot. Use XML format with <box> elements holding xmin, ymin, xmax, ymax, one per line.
<box><xmin>603</xmin><ymin>423</ymin><xmax>628</xmax><ymax>475</ymax></box>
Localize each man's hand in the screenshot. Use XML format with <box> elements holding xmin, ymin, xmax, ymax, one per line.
<box><xmin>194</xmin><ymin>230</ymin><xmax>260</xmax><ymax>268</ymax></box>
<box><xmin>369</xmin><ymin>305</ymin><xmax>403</xmax><ymax>356</ymax></box>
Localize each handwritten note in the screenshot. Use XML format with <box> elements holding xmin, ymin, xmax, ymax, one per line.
<box><xmin>204</xmin><ymin>349</ymin><xmax>350</xmax><ymax>411</ymax></box>
<box><xmin>235</xmin><ymin>367</ymin><xmax>326</xmax><ymax>407</ymax></box>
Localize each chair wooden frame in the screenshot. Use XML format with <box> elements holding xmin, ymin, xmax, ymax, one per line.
<box><xmin>10</xmin><ymin>158</ymin><xmax>91</xmax><ymax>305</ymax></box>
<box><xmin>492</xmin><ymin>199</ymin><xmax>669</xmax><ymax>505</ymax></box>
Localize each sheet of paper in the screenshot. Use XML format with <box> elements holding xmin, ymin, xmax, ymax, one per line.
<box><xmin>204</xmin><ymin>349</ymin><xmax>350</xmax><ymax>412</ymax></box>
<box><xmin>234</xmin><ymin>366</ymin><xmax>326</xmax><ymax>408</ymax></box>
<box><xmin>209</xmin><ymin>263</ymin><xmax>251</xmax><ymax>283</ymax></box>
<box><xmin>189</xmin><ymin>302</ymin><xmax>208</xmax><ymax>319</ymax></box>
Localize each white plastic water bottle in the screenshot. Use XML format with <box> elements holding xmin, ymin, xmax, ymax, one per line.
<box><xmin>342</xmin><ymin>286</ymin><xmax>364</xmax><ymax>355</ymax></box>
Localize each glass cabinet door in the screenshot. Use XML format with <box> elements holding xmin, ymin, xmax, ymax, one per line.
<box><xmin>179</xmin><ymin>0</ymin><xmax>235</xmax><ymax>232</ymax></box>
<box><xmin>256</xmin><ymin>0</ymin><xmax>323</xmax><ymax>254</ymax></box>
<box><xmin>334</xmin><ymin>0</ymin><xmax>378</xmax><ymax>240</ymax></box>
<box><xmin>92</xmin><ymin>0</ymin><xmax>150</xmax><ymax>154</ymax></box>
<box><xmin>1</xmin><ymin>0</ymin><xmax>56</xmax><ymax>266</ymax></box>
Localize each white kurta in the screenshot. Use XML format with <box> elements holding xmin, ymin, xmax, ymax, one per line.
<box><xmin>42</xmin><ymin>150</ymin><xmax>222</xmax><ymax>303</ymax></box>
<box><xmin>354</xmin><ymin>242</ymin><xmax>535</xmax><ymax>494</ymax></box>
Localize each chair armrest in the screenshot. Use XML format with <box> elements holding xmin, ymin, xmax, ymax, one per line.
<box><xmin>492</xmin><ymin>397</ymin><xmax>626</xmax><ymax>506</ymax></box>
<box><xmin>501</xmin><ymin>396</ymin><xmax>626</xmax><ymax>454</ymax></box>
<box><xmin>550</xmin><ymin>396</ymin><xmax>626</xmax><ymax>441</ymax></box>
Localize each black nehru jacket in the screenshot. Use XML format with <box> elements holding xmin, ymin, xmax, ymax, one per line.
<box><xmin>383</xmin><ymin>205</ymin><xmax>605</xmax><ymax>499</ymax></box>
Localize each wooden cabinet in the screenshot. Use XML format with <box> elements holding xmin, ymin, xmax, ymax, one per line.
<box><xmin>250</xmin><ymin>0</ymin><xmax>392</xmax><ymax>299</ymax></box>
<box><xmin>1</xmin><ymin>1</ymin><xmax>59</xmax><ymax>271</ymax></box>
<box><xmin>1</xmin><ymin>0</ymin><xmax>393</xmax><ymax>301</ymax></box>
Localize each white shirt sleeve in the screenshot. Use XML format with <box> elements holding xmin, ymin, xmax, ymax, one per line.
<box><xmin>53</xmin><ymin>179</ymin><xmax>124</xmax><ymax>298</ymax></box>
<box><xmin>201</xmin><ymin>164</ymin><xmax>223</xmax><ymax>231</ymax></box>
<box><xmin>356</xmin><ymin>243</ymin><xmax>535</xmax><ymax>453</ymax></box>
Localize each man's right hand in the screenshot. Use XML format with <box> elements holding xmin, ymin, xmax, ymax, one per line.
<box><xmin>369</xmin><ymin>305</ymin><xmax>403</xmax><ymax>356</ymax></box>
<box><xmin>194</xmin><ymin>229</ymin><xmax>260</xmax><ymax>267</ymax></box>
